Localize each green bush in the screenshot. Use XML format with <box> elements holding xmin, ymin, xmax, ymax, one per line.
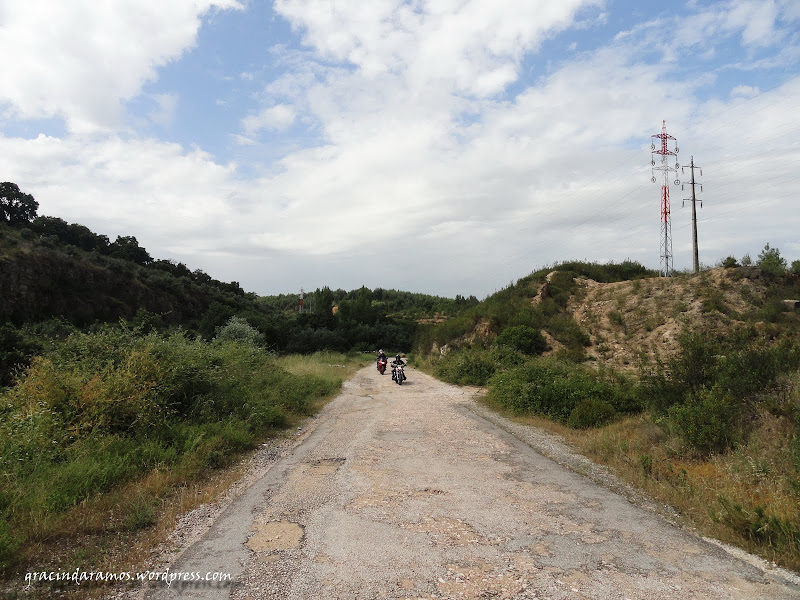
<box><xmin>487</xmin><ymin>358</ymin><xmax>636</xmax><ymax>423</ymax></box>
<box><xmin>757</xmin><ymin>243</ymin><xmax>787</xmax><ymax>277</ymax></box>
<box><xmin>567</xmin><ymin>398</ymin><xmax>617</xmax><ymax>428</ymax></box>
<box><xmin>435</xmin><ymin>348</ymin><xmax>499</xmax><ymax>386</ymax></box>
<box><xmin>214</xmin><ymin>316</ymin><xmax>264</xmax><ymax>346</ymax></box>
<box><xmin>496</xmin><ymin>325</ymin><xmax>547</xmax><ymax>355</ymax></box>
<box><xmin>639</xmin><ymin>328</ymin><xmax>800</xmax><ymax>453</ymax></box>
<box><xmin>721</xmin><ymin>256</ymin><xmax>739</xmax><ymax>268</ymax></box>
<box><xmin>667</xmin><ymin>388</ymin><xmax>739</xmax><ymax>454</ymax></box>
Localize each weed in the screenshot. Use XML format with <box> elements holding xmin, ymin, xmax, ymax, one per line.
<box><xmin>608</xmin><ymin>311</ymin><xmax>625</xmax><ymax>328</ymax></box>
<box><xmin>639</xmin><ymin>453</ymin><xmax>653</xmax><ymax>476</ymax></box>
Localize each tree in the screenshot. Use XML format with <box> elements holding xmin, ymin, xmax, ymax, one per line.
<box><xmin>0</xmin><ymin>182</ymin><xmax>38</xmax><ymax>225</ymax></box>
<box><xmin>496</xmin><ymin>325</ymin><xmax>547</xmax><ymax>355</ymax></box>
<box><xmin>214</xmin><ymin>316</ymin><xmax>264</xmax><ymax>346</ymax></box>
<box><xmin>757</xmin><ymin>243</ymin><xmax>787</xmax><ymax>277</ymax></box>
<box><xmin>108</xmin><ymin>235</ymin><xmax>152</xmax><ymax>265</ymax></box>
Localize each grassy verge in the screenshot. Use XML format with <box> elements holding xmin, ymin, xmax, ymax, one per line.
<box><xmin>0</xmin><ymin>329</ymin><xmax>366</xmax><ymax>595</ymax></box>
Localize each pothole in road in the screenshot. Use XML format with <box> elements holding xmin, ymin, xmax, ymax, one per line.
<box><xmin>247</xmin><ymin>521</ymin><xmax>304</xmax><ymax>552</ymax></box>
<box><xmin>307</xmin><ymin>457</ymin><xmax>346</xmax><ymax>475</ymax></box>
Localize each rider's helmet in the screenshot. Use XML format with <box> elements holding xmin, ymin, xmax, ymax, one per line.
<box><xmin>396</xmin><ymin>354</ymin><xmax>402</xmax><ymax>361</ymax></box>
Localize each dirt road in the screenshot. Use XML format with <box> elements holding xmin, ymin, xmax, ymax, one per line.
<box><xmin>143</xmin><ymin>365</ymin><xmax>800</xmax><ymax>599</ymax></box>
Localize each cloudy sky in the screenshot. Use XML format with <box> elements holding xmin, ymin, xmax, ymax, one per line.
<box><xmin>1</xmin><ymin>0</ymin><xmax>798</xmax><ymax>299</ymax></box>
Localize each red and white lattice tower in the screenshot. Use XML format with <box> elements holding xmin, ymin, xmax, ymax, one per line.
<box><xmin>651</xmin><ymin>120</ymin><xmax>680</xmax><ymax>277</ymax></box>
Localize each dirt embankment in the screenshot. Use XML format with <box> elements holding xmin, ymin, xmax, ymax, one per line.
<box><xmin>570</xmin><ymin>268</ymin><xmax>772</xmax><ymax>371</ymax></box>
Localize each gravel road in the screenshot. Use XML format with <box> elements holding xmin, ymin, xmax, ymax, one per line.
<box><xmin>140</xmin><ymin>365</ymin><xmax>800</xmax><ymax>600</ymax></box>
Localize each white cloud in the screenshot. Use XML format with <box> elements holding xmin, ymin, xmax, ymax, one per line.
<box><xmin>242</xmin><ymin>104</ymin><xmax>297</xmax><ymax>135</ymax></box>
<box><xmin>0</xmin><ymin>0</ymin><xmax>242</xmax><ymax>133</ymax></box>
<box><xmin>0</xmin><ymin>133</ymin><xmax>239</xmax><ymax>246</ymax></box>
<box><xmin>149</xmin><ymin>93</ymin><xmax>179</xmax><ymax>127</ymax></box>
<box><xmin>730</xmin><ymin>85</ymin><xmax>760</xmax><ymax>97</ymax></box>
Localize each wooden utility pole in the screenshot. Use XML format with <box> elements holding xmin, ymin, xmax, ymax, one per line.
<box><xmin>681</xmin><ymin>156</ymin><xmax>703</xmax><ymax>274</ymax></box>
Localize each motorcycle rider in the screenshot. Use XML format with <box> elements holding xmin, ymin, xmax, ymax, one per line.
<box><xmin>391</xmin><ymin>353</ymin><xmax>406</xmax><ymax>382</ymax></box>
<box><xmin>376</xmin><ymin>348</ymin><xmax>388</xmax><ymax>374</ymax></box>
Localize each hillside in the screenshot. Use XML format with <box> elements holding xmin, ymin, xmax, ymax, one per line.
<box><xmin>419</xmin><ymin>262</ymin><xmax>800</xmax><ymax>371</ymax></box>
<box><xmin>572</xmin><ymin>266</ymin><xmax>797</xmax><ymax>370</ymax></box>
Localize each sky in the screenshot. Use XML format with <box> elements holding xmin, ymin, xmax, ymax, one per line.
<box><xmin>1</xmin><ymin>0</ymin><xmax>799</xmax><ymax>299</ymax></box>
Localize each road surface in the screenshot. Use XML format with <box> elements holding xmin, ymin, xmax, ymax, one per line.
<box><xmin>142</xmin><ymin>365</ymin><xmax>800</xmax><ymax>599</ymax></box>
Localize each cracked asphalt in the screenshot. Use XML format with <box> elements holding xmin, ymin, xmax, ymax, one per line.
<box><xmin>142</xmin><ymin>365</ymin><xmax>800</xmax><ymax>600</ymax></box>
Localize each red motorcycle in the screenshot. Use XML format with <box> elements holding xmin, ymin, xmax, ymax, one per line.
<box><xmin>377</xmin><ymin>357</ymin><xmax>387</xmax><ymax>375</ymax></box>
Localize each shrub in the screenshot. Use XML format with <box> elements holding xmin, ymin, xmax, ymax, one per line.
<box><xmin>567</xmin><ymin>398</ymin><xmax>617</xmax><ymax>428</ymax></box>
<box><xmin>757</xmin><ymin>243</ymin><xmax>787</xmax><ymax>277</ymax></box>
<box><xmin>214</xmin><ymin>316</ymin><xmax>264</xmax><ymax>346</ymax></box>
<box><xmin>435</xmin><ymin>348</ymin><xmax>499</xmax><ymax>386</ymax></box>
<box><xmin>721</xmin><ymin>256</ymin><xmax>739</xmax><ymax>268</ymax></box>
<box><xmin>487</xmin><ymin>358</ymin><xmax>636</xmax><ymax>423</ymax></box>
<box><xmin>496</xmin><ymin>325</ymin><xmax>547</xmax><ymax>355</ymax></box>
<box><xmin>667</xmin><ymin>388</ymin><xmax>739</xmax><ymax>454</ymax></box>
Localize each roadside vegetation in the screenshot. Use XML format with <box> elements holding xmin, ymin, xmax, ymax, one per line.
<box><xmin>417</xmin><ymin>253</ymin><xmax>800</xmax><ymax>571</ymax></box>
<box><xmin>0</xmin><ymin>318</ymin><xmax>368</xmax><ymax>578</ymax></box>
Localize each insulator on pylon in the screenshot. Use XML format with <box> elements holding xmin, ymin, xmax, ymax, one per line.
<box><xmin>651</xmin><ymin>159</ymin><xmax>655</xmax><ymax>166</ymax></box>
<box><xmin>700</xmin><ymin>169</ymin><xmax>703</xmax><ymax>176</ymax></box>
<box><xmin>674</xmin><ymin>179</ymin><xmax>680</xmax><ymax>185</ymax></box>
<box><xmin>675</xmin><ymin>146</ymin><xmax>679</xmax><ymax>153</ymax></box>
<box><xmin>651</xmin><ymin>143</ymin><xmax>655</xmax><ymax>150</ymax></box>
<box><xmin>675</xmin><ymin>162</ymin><xmax>679</xmax><ymax>169</ymax></box>
<box><xmin>651</xmin><ymin>176</ymin><xmax>656</xmax><ymax>183</ymax></box>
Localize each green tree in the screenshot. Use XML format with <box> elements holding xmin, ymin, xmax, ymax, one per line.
<box><xmin>0</xmin><ymin>182</ymin><xmax>38</xmax><ymax>225</ymax></box>
<box><xmin>109</xmin><ymin>235</ymin><xmax>152</xmax><ymax>265</ymax></box>
<box><xmin>496</xmin><ymin>325</ymin><xmax>547</xmax><ymax>355</ymax></box>
<box><xmin>757</xmin><ymin>243</ymin><xmax>787</xmax><ymax>277</ymax></box>
<box><xmin>214</xmin><ymin>316</ymin><xmax>264</xmax><ymax>346</ymax></box>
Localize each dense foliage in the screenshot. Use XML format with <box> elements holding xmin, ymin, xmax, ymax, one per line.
<box><xmin>0</xmin><ymin>326</ymin><xmax>350</xmax><ymax>570</ymax></box>
<box><xmin>639</xmin><ymin>328</ymin><xmax>800</xmax><ymax>453</ymax></box>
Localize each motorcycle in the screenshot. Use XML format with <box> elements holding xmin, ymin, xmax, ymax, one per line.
<box><xmin>377</xmin><ymin>356</ymin><xmax>387</xmax><ymax>375</ymax></box>
<box><xmin>392</xmin><ymin>362</ymin><xmax>406</xmax><ymax>385</ymax></box>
